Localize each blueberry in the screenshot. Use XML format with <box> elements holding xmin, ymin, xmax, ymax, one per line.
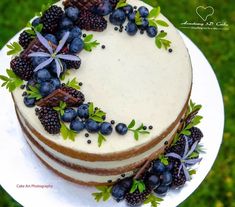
<box><xmin>109</xmin><ymin>9</ymin><xmax>126</xmax><ymax>26</ymax></box>
<box><xmin>120</xmin><ymin>177</ymin><xmax>133</xmax><ymax>190</ymax></box>
<box><xmin>94</xmin><ymin>0</ymin><xmax>113</xmax><ymax>16</ymax></box>
<box><xmin>36</xmin><ymin>69</ymin><xmax>52</xmax><ymax>83</ymax></box>
<box><xmin>138</xmin><ymin>18</ymin><xmax>149</xmax><ymax>30</ymax></box>
<box><xmin>44</xmin><ymin>34</ymin><xmax>58</xmax><ymax>45</ymax></box>
<box><xmin>65</xmin><ymin>7</ymin><xmax>80</xmax><ymax>22</ymax></box>
<box><xmin>161</xmin><ymin>171</ymin><xmax>173</xmax><ymax>186</ymax></box>
<box><xmin>26</xmin><ymin>79</ymin><xmax>38</xmax><ymax>90</ymax></box>
<box><xmin>49</xmin><ymin>78</ymin><xmax>61</xmax><ymax>89</ymax></box>
<box><xmin>61</xmin><ymin>108</ymin><xmax>77</xmax><ymax>122</ymax></box>
<box><xmin>39</xmin><ymin>82</ymin><xmax>56</xmax><ymax>97</ymax></box>
<box><xmin>69</xmin><ymin>38</ymin><xmax>84</xmax><ymax>54</ymax></box>
<box><xmin>145</xmin><ymin>174</ymin><xmax>160</xmax><ymax>190</ymax></box>
<box><xmin>85</xmin><ymin>119</ymin><xmax>100</xmax><ymax>133</ymax></box>
<box><xmin>60</xmin><ymin>17</ymin><xmax>74</xmax><ymax>30</ymax></box>
<box><xmin>154</xmin><ymin>185</ymin><xmax>169</xmax><ymax>196</ymax></box>
<box><xmin>23</xmin><ymin>96</ymin><xmax>36</xmax><ymax>107</ymax></box>
<box><xmin>146</xmin><ymin>26</ymin><xmax>158</xmax><ymax>38</ymax></box>
<box><xmin>151</xmin><ymin>160</ymin><xmax>166</xmax><ymax>175</ymax></box>
<box><xmin>111</xmin><ymin>184</ymin><xmax>127</xmax><ymax>202</ymax></box>
<box><xmin>32</xmin><ymin>17</ymin><xmax>41</xmax><ymax>27</ymax></box>
<box><xmin>100</xmin><ymin>122</ymin><xmax>113</xmax><ymax>135</ymax></box>
<box><xmin>77</xmin><ymin>104</ymin><xmax>89</xmax><ymax>119</ymax></box>
<box><xmin>122</xmin><ymin>5</ymin><xmax>133</xmax><ymax>15</ymax></box>
<box><xmin>56</xmin><ymin>30</ymin><xmax>72</xmax><ymax>43</ymax></box>
<box><xmin>115</xmin><ymin>123</ymin><xmax>128</xmax><ymax>135</ymax></box>
<box><xmin>50</xmin><ymin>61</ymin><xmax>66</xmax><ymax>76</ymax></box>
<box><xmin>128</xmin><ymin>12</ymin><xmax>136</xmax><ymax>22</ymax></box>
<box><xmin>70</xmin><ymin>27</ymin><xmax>82</xmax><ymax>40</ymax></box>
<box><xmin>70</xmin><ymin>119</ymin><xmax>85</xmax><ymax>132</ymax></box>
<box><xmin>138</xmin><ymin>6</ymin><xmax>149</xmax><ymax>18</ymax></box>
<box><xmin>31</xmin><ymin>57</ymin><xmax>48</xmax><ymax>68</ymax></box>
<box><xmin>126</xmin><ymin>22</ymin><xmax>138</xmax><ymax>36</ymax></box>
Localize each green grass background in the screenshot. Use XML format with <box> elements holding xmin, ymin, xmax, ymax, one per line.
<box><xmin>0</xmin><ymin>0</ymin><xmax>234</xmax><ymax>206</ymax></box>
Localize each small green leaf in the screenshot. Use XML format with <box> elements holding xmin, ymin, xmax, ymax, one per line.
<box><xmin>135</xmin><ymin>11</ymin><xmax>142</xmax><ymax>25</ymax></box>
<box><xmin>155</xmin><ymin>32</ymin><xmax>171</xmax><ymax>50</ymax></box>
<box><xmin>60</xmin><ymin>122</ymin><xmax>77</xmax><ymax>141</ymax></box>
<box><xmin>98</xmin><ymin>132</ymin><xmax>107</xmax><ymax>147</ymax></box>
<box><xmin>130</xmin><ymin>180</ymin><xmax>146</xmax><ymax>193</ymax></box>
<box><xmin>189</xmin><ymin>169</ymin><xmax>197</xmax><ymax>175</ymax></box>
<box><xmin>128</xmin><ymin>119</ymin><xmax>136</xmax><ymax>129</ymax></box>
<box><xmin>155</xmin><ymin>38</ymin><xmax>162</xmax><ymax>48</ymax></box>
<box><xmin>115</xmin><ymin>0</ymin><xmax>128</xmax><ymax>9</ymax></box>
<box><xmin>88</xmin><ymin>103</ymin><xmax>106</xmax><ymax>123</ymax></box>
<box><xmin>134</xmin><ymin>131</ymin><xmax>139</xmax><ymax>140</ymax></box>
<box><xmin>66</xmin><ymin>77</ymin><xmax>80</xmax><ymax>90</ymax></box>
<box><xmin>26</xmin><ymin>85</ymin><xmax>42</xmax><ymax>100</ymax></box>
<box><xmin>60</xmin><ymin>70</ymin><xmax>70</xmax><ymax>80</ymax></box>
<box><xmin>156</xmin><ymin>20</ymin><xmax>169</xmax><ymax>27</ymax></box>
<box><xmin>0</xmin><ymin>69</ymin><xmax>23</xmax><ymax>92</ymax></box>
<box><xmin>159</xmin><ymin>155</ymin><xmax>169</xmax><ymax>166</ymax></box>
<box><xmin>157</xmin><ymin>32</ymin><xmax>167</xmax><ymax>38</ymax></box>
<box><xmin>92</xmin><ymin>186</ymin><xmax>112</xmax><ymax>203</ymax></box>
<box><xmin>53</xmin><ymin>101</ymin><xmax>67</xmax><ymax>116</ymax></box>
<box><xmin>148</xmin><ymin>7</ymin><xmax>161</xmax><ymax>18</ymax></box>
<box><xmin>83</xmin><ymin>34</ymin><xmax>100</xmax><ymax>52</ymax></box>
<box><xmin>144</xmin><ymin>194</ymin><xmax>163</xmax><ymax>207</ymax></box>
<box><xmin>7</xmin><ymin>42</ymin><xmax>23</xmax><ymax>56</ymax></box>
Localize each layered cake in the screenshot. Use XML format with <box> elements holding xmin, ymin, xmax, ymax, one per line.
<box><xmin>1</xmin><ymin>0</ymin><xmax>204</xmax><ymax>205</ymax></box>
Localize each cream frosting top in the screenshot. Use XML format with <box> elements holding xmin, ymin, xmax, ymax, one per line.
<box><xmin>10</xmin><ymin>0</ymin><xmax>192</xmax><ymax>154</ymax></box>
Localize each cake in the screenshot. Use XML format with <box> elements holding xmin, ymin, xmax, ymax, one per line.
<box><xmin>0</xmin><ymin>0</ymin><xmax>204</xmax><ymax>206</ymax></box>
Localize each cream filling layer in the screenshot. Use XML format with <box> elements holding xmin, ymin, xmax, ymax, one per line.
<box><xmin>18</xmin><ymin>110</ymin><xmax>179</xmax><ymax>170</ymax></box>
<box><xmin>25</xmin><ymin>136</ymin><xmax>133</xmax><ymax>183</ymax></box>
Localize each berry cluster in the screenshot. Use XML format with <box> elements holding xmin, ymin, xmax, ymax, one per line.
<box><xmin>109</xmin><ymin>126</ymin><xmax>204</xmax><ymax>206</ymax></box>
<box><xmin>109</xmin><ymin>5</ymin><xmax>158</xmax><ymax>38</ymax></box>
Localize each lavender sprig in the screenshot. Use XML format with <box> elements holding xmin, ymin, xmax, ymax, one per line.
<box><xmin>28</xmin><ymin>32</ymin><xmax>80</xmax><ymax>78</ymax></box>
<box><xmin>166</xmin><ymin>136</ymin><xmax>202</xmax><ymax>181</ymax></box>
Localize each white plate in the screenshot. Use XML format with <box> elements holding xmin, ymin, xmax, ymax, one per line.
<box><xmin>0</xmin><ymin>32</ymin><xmax>224</xmax><ymax>207</ymax></box>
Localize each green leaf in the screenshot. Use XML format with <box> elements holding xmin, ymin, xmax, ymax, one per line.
<box><xmin>0</xmin><ymin>69</ymin><xmax>23</xmax><ymax>92</ymax></box>
<box><xmin>149</xmin><ymin>19</ymin><xmax>158</xmax><ymax>27</ymax></box>
<box><xmin>189</xmin><ymin>169</ymin><xmax>197</xmax><ymax>175</ymax></box>
<box><xmin>60</xmin><ymin>122</ymin><xmax>77</xmax><ymax>141</ymax></box>
<box><xmin>128</xmin><ymin>119</ymin><xmax>136</xmax><ymax>129</ymax></box>
<box><xmin>155</xmin><ymin>38</ymin><xmax>162</xmax><ymax>48</ymax></box>
<box><xmin>148</xmin><ymin>7</ymin><xmax>161</xmax><ymax>18</ymax></box>
<box><xmin>155</xmin><ymin>32</ymin><xmax>171</xmax><ymax>50</ymax></box>
<box><xmin>157</xmin><ymin>32</ymin><xmax>167</xmax><ymax>38</ymax></box>
<box><xmin>88</xmin><ymin>103</ymin><xmax>106</xmax><ymax>123</ymax></box>
<box><xmin>60</xmin><ymin>70</ymin><xmax>70</xmax><ymax>80</ymax></box>
<box><xmin>144</xmin><ymin>194</ymin><xmax>163</xmax><ymax>207</ymax></box>
<box><xmin>130</xmin><ymin>180</ymin><xmax>146</xmax><ymax>193</ymax></box>
<box><xmin>83</xmin><ymin>34</ymin><xmax>100</xmax><ymax>52</ymax></box>
<box><xmin>156</xmin><ymin>20</ymin><xmax>169</xmax><ymax>27</ymax></box>
<box><xmin>188</xmin><ymin>151</ymin><xmax>199</xmax><ymax>159</ymax></box>
<box><xmin>66</xmin><ymin>77</ymin><xmax>80</xmax><ymax>90</ymax></box>
<box><xmin>26</xmin><ymin>85</ymin><xmax>42</xmax><ymax>100</ymax></box>
<box><xmin>92</xmin><ymin>186</ymin><xmax>112</xmax><ymax>203</ymax></box>
<box><xmin>135</xmin><ymin>11</ymin><xmax>142</xmax><ymax>25</ymax></box>
<box><xmin>134</xmin><ymin>131</ymin><xmax>139</xmax><ymax>140</ymax></box>
<box><xmin>98</xmin><ymin>132</ymin><xmax>107</xmax><ymax>147</ymax></box>
<box><xmin>53</xmin><ymin>101</ymin><xmax>67</xmax><ymax>116</ymax></box>
<box><xmin>159</xmin><ymin>155</ymin><xmax>169</xmax><ymax>166</ymax></box>
<box><xmin>115</xmin><ymin>0</ymin><xmax>128</xmax><ymax>9</ymax></box>
<box><xmin>7</xmin><ymin>42</ymin><xmax>23</xmax><ymax>56</ymax></box>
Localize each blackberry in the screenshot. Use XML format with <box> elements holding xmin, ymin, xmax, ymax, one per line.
<box><xmin>63</xmin><ymin>0</ymin><xmax>102</xmax><ymax>10</ymax></box>
<box><xmin>64</xmin><ymin>59</ymin><xmax>81</xmax><ymax>70</ymax></box>
<box><xmin>165</xmin><ymin>136</ymin><xmax>186</xmax><ymax>157</ymax></box>
<box><xmin>190</xmin><ymin>127</ymin><xmax>203</xmax><ymax>143</ymax></box>
<box><xmin>171</xmin><ymin>161</ymin><xmax>186</xmax><ymax>188</ymax></box>
<box><xmin>125</xmin><ymin>188</ymin><xmax>151</xmax><ymax>206</ymax></box>
<box><xmin>10</xmin><ymin>57</ymin><xmax>34</xmax><ymax>81</ymax></box>
<box><xmin>61</xmin><ymin>85</ymin><xmax>85</xmax><ymax>101</ymax></box>
<box><xmin>41</xmin><ymin>5</ymin><xmax>64</xmax><ymax>34</ymax></box>
<box><xmin>19</xmin><ymin>31</ymin><xmax>34</xmax><ymax>49</ymax></box>
<box><xmin>37</xmin><ymin>107</ymin><xmax>61</xmax><ymax>134</ymax></box>
<box><xmin>76</xmin><ymin>10</ymin><xmax>107</xmax><ymax>32</ymax></box>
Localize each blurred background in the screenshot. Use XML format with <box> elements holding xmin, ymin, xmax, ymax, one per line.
<box><xmin>0</xmin><ymin>0</ymin><xmax>234</xmax><ymax>206</ymax></box>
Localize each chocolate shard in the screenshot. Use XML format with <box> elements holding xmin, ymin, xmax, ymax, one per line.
<box><xmin>36</xmin><ymin>88</ymin><xmax>84</xmax><ymax>107</ymax></box>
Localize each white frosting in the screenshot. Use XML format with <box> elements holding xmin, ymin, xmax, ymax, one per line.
<box><xmin>25</xmin><ymin>136</ymin><xmax>133</xmax><ymax>183</ymax></box>
<box><xmin>18</xmin><ymin>110</ymin><xmax>179</xmax><ymax>170</ymax></box>
<box><xmin>11</xmin><ymin>0</ymin><xmax>192</xmax><ymax>156</ymax></box>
